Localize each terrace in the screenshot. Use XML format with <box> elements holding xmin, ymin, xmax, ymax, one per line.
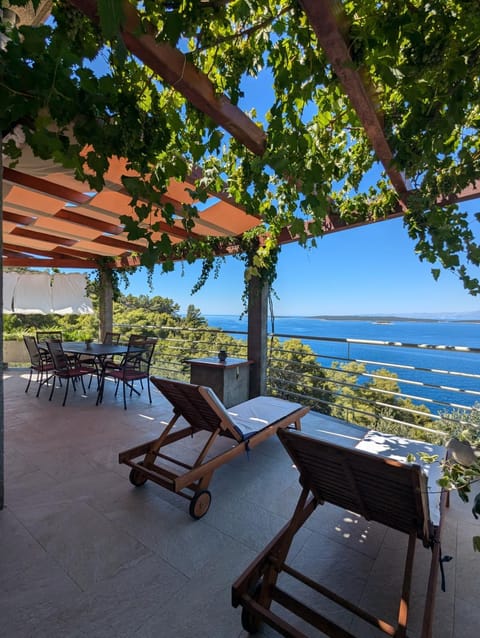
<box><xmin>2</xmin><ymin>3</ymin><xmax>480</xmax><ymax>635</ymax></box>
<box><xmin>1</xmin><ymin>343</ymin><xmax>479</xmax><ymax>637</ymax></box>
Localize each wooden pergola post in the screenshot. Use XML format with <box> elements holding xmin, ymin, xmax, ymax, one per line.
<box><xmin>98</xmin><ymin>266</ymin><xmax>114</xmax><ymax>340</ymax></box>
<box><xmin>247</xmin><ymin>276</ymin><xmax>268</xmax><ymax>398</ymax></box>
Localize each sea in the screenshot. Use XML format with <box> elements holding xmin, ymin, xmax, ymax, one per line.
<box><xmin>203</xmin><ymin>315</ymin><xmax>480</xmax><ymax>412</ymax></box>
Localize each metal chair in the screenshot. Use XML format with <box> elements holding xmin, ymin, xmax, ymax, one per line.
<box><xmin>46</xmin><ymin>340</ymin><xmax>94</xmax><ymax>406</ymax></box>
<box><xmin>104</xmin><ymin>331</ymin><xmax>121</xmax><ymax>345</ymax></box>
<box><xmin>81</xmin><ymin>331</ymin><xmax>122</xmax><ymax>388</ymax></box>
<box><xmin>98</xmin><ymin>337</ymin><xmax>157</xmax><ymax>409</ymax></box>
<box><xmin>23</xmin><ymin>335</ymin><xmax>55</xmax><ymax>395</ymax></box>
<box><xmin>36</xmin><ymin>330</ymin><xmax>63</xmax><ymax>343</ymax></box>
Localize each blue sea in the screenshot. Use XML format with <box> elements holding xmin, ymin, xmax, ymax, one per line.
<box><xmin>204</xmin><ymin>315</ymin><xmax>480</xmax><ymax>411</ymax></box>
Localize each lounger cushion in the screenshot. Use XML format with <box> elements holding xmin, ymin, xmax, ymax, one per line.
<box><xmin>227</xmin><ymin>396</ymin><xmax>305</xmax><ymax>439</ymax></box>
<box><xmin>356</xmin><ymin>430</ymin><xmax>445</xmax><ymax>525</ymax></box>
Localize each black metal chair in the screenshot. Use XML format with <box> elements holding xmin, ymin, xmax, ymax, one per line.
<box><xmin>46</xmin><ymin>340</ymin><xmax>95</xmax><ymax>406</ymax></box>
<box><xmin>98</xmin><ymin>337</ymin><xmax>157</xmax><ymax>409</ymax></box>
<box><xmin>104</xmin><ymin>331</ymin><xmax>121</xmax><ymax>345</ymax></box>
<box><xmin>23</xmin><ymin>335</ymin><xmax>55</xmax><ymax>396</ymax></box>
<box><xmin>81</xmin><ymin>331</ymin><xmax>122</xmax><ymax>388</ymax></box>
<box><xmin>36</xmin><ymin>330</ymin><xmax>63</xmax><ymax>343</ymax></box>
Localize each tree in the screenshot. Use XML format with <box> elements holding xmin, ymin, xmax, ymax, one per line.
<box><xmin>323</xmin><ymin>361</ymin><xmax>435</xmax><ymax>436</ymax></box>
<box><xmin>184</xmin><ymin>304</ymin><xmax>207</xmax><ymax>327</ymax></box>
<box><xmin>2</xmin><ymin>1</ymin><xmax>480</xmax><ymax>292</ymax></box>
<box><xmin>267</xmin><ymin>338</ymin><xmax>331</xmax><ymax>411</ymax></box>
<box><xmin>120</xmin><ymin>294</ymin><xmax>180</xmax><ymax>316</ymax></box>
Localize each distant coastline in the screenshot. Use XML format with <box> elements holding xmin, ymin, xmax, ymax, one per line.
<box><xmin>307</xmin><ymin>315</ymin><xmax>480</xmax><ymax>323</ymax></box>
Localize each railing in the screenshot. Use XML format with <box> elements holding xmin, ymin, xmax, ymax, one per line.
<box><xmin>265</xmin><ymin>333</ymin><xmax>480</xmax><ymax>442</ymax></box>
<box><xmin>117</xmin><ymin>323</ymin><xmax>480</xmax><ymax>441</ymax></box>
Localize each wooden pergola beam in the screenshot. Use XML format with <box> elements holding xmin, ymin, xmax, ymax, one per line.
<box><xmin>3</xmin><ymin>257</ymin><xmax>98</xmax><ymax>268</ymax></box>
<box><xmin>3</xmin><ymin>209</ymin><xmax>37</xmax><ymax>226</ymax></box>
<box><xmin>299</xmin><ymin>0</ymin><xmax>408</xmax><ymax>200</ymax></box>
<box><xmin>68</xmin><ymin>0</ymin><xmax>266</xmax><ymax>156</ymax></box>
<box><xmin>93</xmin><ymin>235</ymin><xmax>146</xmax><ymax>253</ymax></box>
<box><xmin>3</xmin><ymin>167</ymin><xmax>92</xmax><ymax>204</ymax></box>
<box><xmin>277</xmin><ymin>178</ymin><xmax>480</xmax><ymax>245</ymax></box>
<box><xmin>11</xmin><ymin>227</ymin><xmax>77</xmax><ymax>247</ymax></box>
<box><xmin>3</xmin><ymin>242</ymin><xmax>62</xmax><ymax>258</ymax></box>
<box><xmin>54</xmin><ymin>209</ymin><xmax>125</xmax><ymax>236</ymax></box>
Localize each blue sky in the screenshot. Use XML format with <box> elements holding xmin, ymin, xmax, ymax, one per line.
<box><xmin>82</xmin><ymin>26</ymin><xmax>480</xmax><ymax>318</ymax></box>
<box><xmin>122</xmin><ymin>198</ymin><xmax>480</xmax><ymax>317</ymax></box>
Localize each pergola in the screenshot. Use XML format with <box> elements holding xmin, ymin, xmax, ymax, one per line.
<box><xmin>3</xmin><ymin>1</ymin><xmax>479</xmax><ymax>264</ymax></box>
<box><xmin>2</xmin><ymin>1</ymin><xmax>480</xmax><ymax>509</ymax></box>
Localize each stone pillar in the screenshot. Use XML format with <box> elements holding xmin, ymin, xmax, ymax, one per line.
<box><xmin>0</xmin><ymin>1</ymin><xmax>53</xmax><ymax>510</ymax></box>
<box><xmin>98</xmin><ymin>267</ymin><xmax>114</xmax><ymax>340</ymax></box>
<box><xmin>1</xmin><ymin>133</ymin><xmax>4</xmax><ymax>509</ymax></box>
<box><xmin>247</xmin><ymin>276</ymin><xmax>268</xmax><ymax>398</ymax></box>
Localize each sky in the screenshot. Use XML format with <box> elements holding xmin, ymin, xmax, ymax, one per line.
<box><xmin>121</xmin><ymin>198</ymin><xmax>480</xmax><ymax>318</ymax></box>
<box><xmin>118</xmin><ymin>49</ymin><xmax>480</xmax><ymax>318</ymax></box>
<box><xmin>67</xmin><ymin>19</ymin><xmax>480</xmax><ymax>319</ymax></box>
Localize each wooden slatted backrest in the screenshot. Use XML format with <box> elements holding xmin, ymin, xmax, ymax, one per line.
<box><xmin>150</xmin><ymin>377</ymin><xmax>242</xmax><ymax>441</ymax></box>
<box><xmin>278</xmin><ymin>429</ymin><xmax>430</xmax><ymax>541</ymax></box>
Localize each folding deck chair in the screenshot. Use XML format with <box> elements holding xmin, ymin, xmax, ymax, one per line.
<box><xmin>232</xmin><ymin>429</ymin><xmax>447</xmax><ymax>638</ymax></box>
<box><xmin>118</xmin><ymin>377</ymin><xmax>310</xmax><ymax>519</ymax></box>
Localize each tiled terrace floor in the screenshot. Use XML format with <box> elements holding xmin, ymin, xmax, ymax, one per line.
<box><xmin>1</xmin><ymin>369</ymin><xmax>479</xmax><ymax>638</ymax></box>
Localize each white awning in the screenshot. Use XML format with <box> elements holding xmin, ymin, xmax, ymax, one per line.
<box><xmin>2</xmin><ymin>272</ymin><xmax>94</xmax><ymax>315</ymax></box>
<box><xmin>2</xmin><ymin>271</ymin><xmax>19</xmax><ymax>314</ymax></box>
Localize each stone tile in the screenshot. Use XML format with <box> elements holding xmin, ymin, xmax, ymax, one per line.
<box><xmin>302</xmin><ymin>502</ymin><xmax>388</xmax><ymax>559</ymax></box>
<box><xmin>0</xmin><ymin>509</ymin><xmax>83</xmax><ymax>638</ymax></box>
<box><xmin>49</xmin><ymin>553</ymin><xmax>188</xmax><ymax>638</ymax></box>
<box><xmin>453</xmin><ymin>596</ymin><xmax>480</xmax><ymax>638</ymax></box>
<box><xmin>1</xmin><ymin>369</ymin><xmax>479</xmax><ymax>638</ymax></box>
<box><xmin>100</xmin><ymin>488</ymin><xmax>247</xmax><ymax>577</ymax></box>
<box><xmin>133</xmin><ymin>542</ymin><xmax>258</xmax><ymax>638</ymax></box>
<box><xmin>11</xmin><ymin>499</ymin><xmax>152</xmax><ymax>590</ymax></box>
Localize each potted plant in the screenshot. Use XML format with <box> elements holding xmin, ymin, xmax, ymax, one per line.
<box><xmin>435</xmin><ymin>406</ymin><xmax>480</xmax><ymax>550</ymax></box>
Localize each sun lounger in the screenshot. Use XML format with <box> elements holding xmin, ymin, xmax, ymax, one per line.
<box><xmin>232</xmin><ymin>428</ymin><xmax>447</xmax><ymax>638</ymax></box>
<box><xmin>118</xmin><ymin>377</ymin><xmax>310</xmax><ymax>518</ymax></box>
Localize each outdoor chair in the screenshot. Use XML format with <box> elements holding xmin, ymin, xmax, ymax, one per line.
<box><xmin>103</xmin><ymin>333</ymin><xmax>143</xmax><ymax>373</ymax></box>
<box><xmin>104</xmin><ymin>331</ymin><xmax>121</xmax><ymax>345</ymax></box>
<box><xmin>118</xmin><ymin>377</ymin><xmax>310</xmax><ymax>518</ymax></box>
<box><xmin>23</xmin><ymin>335</ymin><xmax>55</xmax><ymax>395</ymax></box>
<box><xmin>98</xmin><ymin>337</ymin><xmax>157</xmax><ymax>409</ymax></box>
<box><xmin>232</xmin><ymin>429</ymin><xmax>447</xmax><ymax>638</ymax></box>
<box><xmin>45</xmin><ymin>339</ymin><xmax>95</xmax><ymax>406</ymax></box>
<box><xmin>36</xmin><ymin>330</ymin><xmax>63</xmax><ymax>343</ymax></box>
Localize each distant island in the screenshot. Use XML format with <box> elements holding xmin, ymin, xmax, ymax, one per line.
<box><xmin>308</xmin><ymin>314</ymin><xmax>480</xmax><ymax>323</ymax></box>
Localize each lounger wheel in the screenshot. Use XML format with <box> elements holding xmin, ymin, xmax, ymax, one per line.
<box><xmin>189</xmin><ymin>489</ymin><xmax>211</xmax><ymax>519</ymax></box>
<box><xmin>129</xmin><ymin>465</ymin><xmax>148</xmax><ymax>487</ymax></box>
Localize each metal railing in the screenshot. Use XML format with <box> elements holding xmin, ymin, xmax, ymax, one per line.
<box><xmin>117</xmin><ymin>323</ymin><xmax>480</xmax><ymax>441</ymax></box>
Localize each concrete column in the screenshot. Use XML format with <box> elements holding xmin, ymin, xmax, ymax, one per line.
<box><xmin>98</xmin><ymin>267</ymin><xmax>114</xmax><ymax>340</ymax></box>
<box><xmin>247</xmin><ymin>276</ymin><xmax>268</xmax><ymax>398</ymax></box>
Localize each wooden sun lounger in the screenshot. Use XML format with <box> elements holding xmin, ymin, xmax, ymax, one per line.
<box><xmin>232</xmin><ymin>429</ymin><xmax>447</xmax><ymax>638</ymax></box>
<box><xmin>118</xmin><ymin>377</ymin><xmax>310</xmax><ymax>518</ymax></box>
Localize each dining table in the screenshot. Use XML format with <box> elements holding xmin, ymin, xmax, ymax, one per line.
<box><xmin>60</xmin><ymin>341</ymin><xmax>133</xmax><ymax>359</ymax></box>
<box><xmin>41</xmin><ymin>341</ymin><xmax>143</xmax><ymax>405</ymax></box>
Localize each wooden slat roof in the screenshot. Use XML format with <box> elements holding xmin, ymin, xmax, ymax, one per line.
<box><xmin>2</xmin><ymin>148</ymin><xmax>260</xmax><ymax>268</ymax></box>
<box><xmin>3</xmin><ymin>1</ymin><xmax>480</xmax><ymax>271</ymax></box>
